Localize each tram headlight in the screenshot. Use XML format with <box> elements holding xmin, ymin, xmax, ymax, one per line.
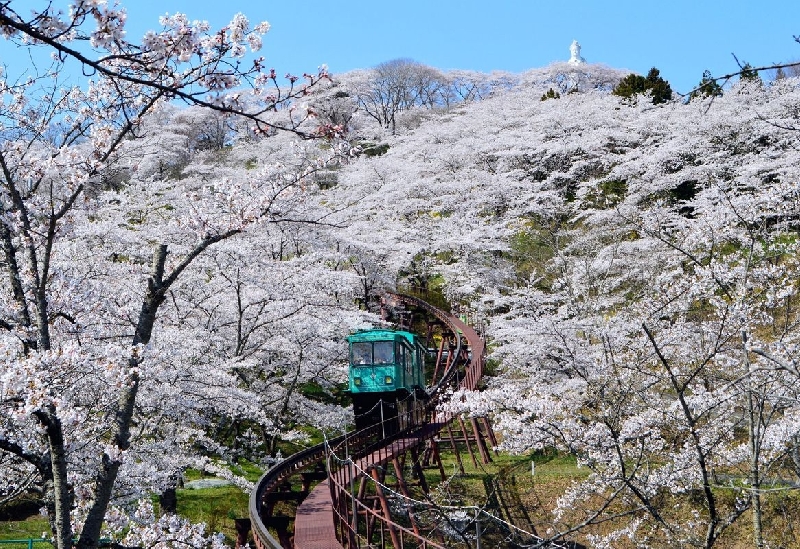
<box><xmin>384</xmin><ymin>376</ymin><xmax>394</xmax><ymax>385</ymax></box>
<box><xmin>354</xmin><ymin>377</ymin><xmax>362</xmax><ymax>386</ymax></box>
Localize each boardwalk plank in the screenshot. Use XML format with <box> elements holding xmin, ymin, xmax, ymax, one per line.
<box><xmin>293</xmin><ymin>480</ymin><xmax>344</xmax><ymax>549</ymax></box>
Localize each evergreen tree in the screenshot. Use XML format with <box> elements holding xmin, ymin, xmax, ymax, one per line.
<box><xmin>540</xmin><ymin>87</ymin><xmax>561</xmax><ymax>101</ymax></box>
<box><xmin>689</xmin><ymin>69</ymin><xmax>723</xmax><ymax>100</ymax></box>
<box><xmin>612</xmin><ymin>67</ymin><xmax>673</xmax><ymax>104</ymax></box>
<box><xmin>739</xmin><ymin>62</ymin><xmax>761</xmax><ymax>82</ymax></box>
<box><xmin>645</xmin><ymin>67</ymin><xmax>673</xmax><ymax>104</ymax></box>
<box><xmin>612</xmin><ymin>73</ymin><xmax>648</xmax><ymax>100</ymax></box>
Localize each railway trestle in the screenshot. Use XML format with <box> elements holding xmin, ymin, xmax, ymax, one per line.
<box><xmin>249</xmin><ymin>293</ymin><xmax>496</xmax><ymax>549</ymax></box>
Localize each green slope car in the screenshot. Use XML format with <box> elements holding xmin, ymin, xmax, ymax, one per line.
<box><xmin>347</xmin><ymin>329</ymin><xmax>428</xmax><ymax>431</ymax></box>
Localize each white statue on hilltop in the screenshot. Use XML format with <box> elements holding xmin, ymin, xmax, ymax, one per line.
<box><xmin>568</xmin><ymin>40</ymin><xmax>586</xmax><ymax>65</ymax></box>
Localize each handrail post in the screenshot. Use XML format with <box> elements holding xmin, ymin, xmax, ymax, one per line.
<box><xmin>380</xmin><ymin>399</ymin><xmax>386</xmax><ymax>440</ymax></box>
<box><xmin>349</xmin><ymin>460</ymin><xmax>357</xmax><ymax>545</ymax></box>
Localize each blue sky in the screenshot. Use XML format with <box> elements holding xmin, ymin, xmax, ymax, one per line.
<box><xmin>2</xmin><ymin>0</ymin><xmax>800</xmax><ymax>94</ymax></box>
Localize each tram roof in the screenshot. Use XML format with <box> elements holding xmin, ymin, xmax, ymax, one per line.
<box><xmin>346</xmin><ymin>328</ymin><xmax>420</xmax><ymax>345</ymax></box>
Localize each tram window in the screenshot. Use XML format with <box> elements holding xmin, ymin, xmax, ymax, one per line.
<box><xmin>405</xmin><ymin>346</ymin><xmax>413</xmax><ymax>373</ymax></box>
<box><xmin>374</xmin><ymin>341</ymin><xmax>394</xmax><ymax>364</ymax></box>
<box><xmin>352</xmin><ymin>342</ymin><xmax>372</xmax><ymax>365</ymax></box>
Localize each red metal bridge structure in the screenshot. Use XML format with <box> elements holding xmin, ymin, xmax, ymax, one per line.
<box><xmin>246</xmin><ymin>293</ymin><xmax>536</xmax><ymax>549</ymax></box>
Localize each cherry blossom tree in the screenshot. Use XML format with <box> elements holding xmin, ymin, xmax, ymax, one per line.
<box><xmin>5</xmin><ymin>6</ymin><xmax>800</xmax><ymax>547</ymax></box>
<box><xmin>0</xmin><ymin>1</ymin><xmax>331</xmax><ymax>135</ymax></box>
<box><xmin>0</xmin><ymin>3</ymin><xmax>358</xmax><ymax>549</ymax></box>
<box><xmin>453</xmin><ymin>77</ymin><xmax>800</xmax><ymax>547</ymax></box>
<box><xmin>350</xmin><ymin>59</ymin><xmax>445</xmax><ymax>134</ymax></box>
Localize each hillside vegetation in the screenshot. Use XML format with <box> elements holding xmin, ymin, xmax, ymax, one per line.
<box><xmin>317</xmin><ymin>64</ymin><xmax>800</xmax><ymax>548</ymax></box>
<box><xmin>3</xmin><ymin>15</ymin><xmax>800</xmax><ymax>545</ymax></box>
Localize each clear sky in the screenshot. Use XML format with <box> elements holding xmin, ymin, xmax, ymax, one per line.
<box><xmin>2</xmin><ymin>0</ymin><xmax>800</xmax><ymax>94</ymax></box>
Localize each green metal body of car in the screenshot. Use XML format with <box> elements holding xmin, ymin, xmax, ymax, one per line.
<box><xmin>347</xmin><ymin>329</ymin><xmax>426</xmax><ymax>395</ymax></box>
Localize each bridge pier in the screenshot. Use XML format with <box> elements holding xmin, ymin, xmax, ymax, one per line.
<box><xmin>458</xmin><ymin>415</ymin><xmax>480</xmax><ymax>468</ymax></box>
<box><xmin>371</xmin><ymin>465</ymin><xmax>404</xmax><ymax>549</ymax></box>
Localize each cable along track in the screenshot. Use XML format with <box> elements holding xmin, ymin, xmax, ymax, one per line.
<box><xmin>249</xmin><ymin>292</ymin><xmax>490</xmax><ymax>549</ymax></box>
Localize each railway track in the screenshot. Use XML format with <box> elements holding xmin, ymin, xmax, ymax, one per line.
<box><xmin>248</xmin><ymin>292</ymin><xmax>490</xmax><ymax>549</ymax></box>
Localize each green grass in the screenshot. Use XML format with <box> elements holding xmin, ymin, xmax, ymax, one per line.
<box><xmin>0</xmin><ymin>484</ymin><xmax>251</xmax><ymax>547</ymax></box>
<box><xmin>417</xmin><ymin>444</ymin><xmax>587</xmax><ymax>505</ymax></box>
<box><xmin>230</xmin><ymin>460</ymin><xmax>265</xmax><ymax>483</ymax></box>
<box><xmin>184</xmin><ymin>459</ymin><xmax>265</xmax><ymax>484</ymax></box>
<box><xmin>0</xmin><ymin>516</ymin><xmax>50</xmax><ymax>545</ymax></box>
<box><xmin>176</xmin><ymin>460</ymin><xmax>265</xmax><ymax>543</ymax></box>
<box><xmin>0</xmin><ymin>540</ymin><xmax>52</xmax><ymax>549</ymax></box>
<box><xmin>176</xmin><ymin>485</ymin><xmax>249</xmax><ymax>543</ymax></box>
<box><xmin>0</xmin><ymin>496</ymin><xmax>50</xmax><ymax>544</ymax></box>
<box><xmin>0</xmin><ymin>459</ymin><xmax>264</xmax><ymax>547</ymax></box>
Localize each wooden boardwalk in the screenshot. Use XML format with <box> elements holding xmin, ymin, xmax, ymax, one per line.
<box><xmin>293</xmin><ymin>479</ymin><xmax>344</xmax><ymax>549</ymax></box>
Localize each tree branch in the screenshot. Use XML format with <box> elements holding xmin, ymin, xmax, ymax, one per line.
<box><xmin>0</xmin><ymin>11</ymin><xmax>323</xmax><ymax>137</ymax></box>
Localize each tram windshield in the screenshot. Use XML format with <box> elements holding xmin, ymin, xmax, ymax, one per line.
<box><xmin>351</xmin><ymin>342</ymin><xmax>372</xmax><ymax>365</ymax></box>
<box><xmin>373</xmin><ymin>341</ymin><xmax>395</xmax><ymax>364</ymax></box>
<box><xmin>351</xmin><ymin>340</ymin><xmax>396</xmax><ymax>366</ymax></box>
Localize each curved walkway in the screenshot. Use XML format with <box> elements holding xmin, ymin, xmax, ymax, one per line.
<box><xmin>293</xmin><ymin>480</ymin><xmax>343</xmax><ymax>549</ymax></box>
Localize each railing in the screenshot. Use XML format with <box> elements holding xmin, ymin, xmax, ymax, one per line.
<box><xmin>249</xmin><ymin>292</ymin><xmax>487</xmax><ymax>549</ymax></box>
<box><xmin>326</xmin><ymin>422</ymin><xmax>448</xmax><ymax>549</ymax></box>
<box><xmin>249</xmin><ymin>435</ymin><xmax>345</xmax><ymax>549</ymax></box>
<box><xmin>249</xmin><ymin>418</ymin><xmax>423</xmax><ymax>548</ymax></box>
<box><xmin>0</xmin><ymin>541</ymin><xmax>52</xmax><ymax>549</ymax></box>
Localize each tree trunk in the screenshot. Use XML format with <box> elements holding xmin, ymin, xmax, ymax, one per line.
<box><xmin>748</xmin><ymin>386</ymin><xmax>764</xmax><ymax>549</ymax></box>
<box><xmin>34</xmin><ymin>407</ymin><xmax>73</xmax><ymax>549</ymax></box>
<box><xmin>744</xmin><ymin>331</ymin><xmax>764</xmax><ymax>549</ymax></box>
<box><xmin>77</xmin><ymin>245</ymin><xmax>167</xmax><ymax>549</ymax></box>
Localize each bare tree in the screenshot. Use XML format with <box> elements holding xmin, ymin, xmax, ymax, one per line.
<box><xmin>355</xmin><ymin>58</ymin><xmax>447</xmax><ymax>133</ymax></box>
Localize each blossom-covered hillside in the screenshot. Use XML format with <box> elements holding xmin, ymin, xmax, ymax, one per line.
<box><xmin>321</xmin><ymin>65</ymin><xmax>800</xmax><ymax>548</ymax></box>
